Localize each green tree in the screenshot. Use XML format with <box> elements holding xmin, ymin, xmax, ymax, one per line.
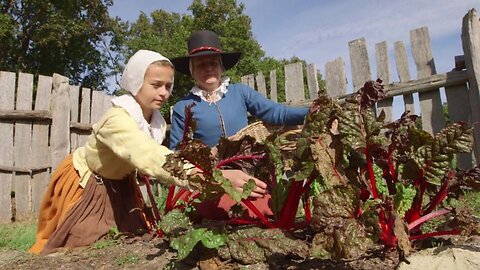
<box><xmin>188</xmin><ymin>0</ymin><xmax>265</xmax><ymax>81</ymax></box>
<box><xmin>112</xmin><ymin>0</ymin><xmax>325</xmax><ymax>118</ymax></box>
<box><xmin>115</xmin><ymin>0</ymin><xmax>266</xmax><ymax>117</ymax></box>
<box><xmin>0</xmin><ymin>0</ymin><xmax>116</xmax><ymax>90</ymax></box>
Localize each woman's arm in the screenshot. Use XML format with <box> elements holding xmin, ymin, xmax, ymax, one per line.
<box><xmin>240</xmin><ymin>84</ymin><xmax>308</xmax><ymax>125</ymax></box>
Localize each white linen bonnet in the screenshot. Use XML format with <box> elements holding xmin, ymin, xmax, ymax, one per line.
<box><xmin>120</xmin><ymin>50</ymin><xmax>173</xmax><ymax>96</ymax></box>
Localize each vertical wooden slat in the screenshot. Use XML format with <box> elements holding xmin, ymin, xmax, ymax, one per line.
<box><xmin>411</xmin><ymin>27</ymin><xmax>445</xmax><ymax>134</ymax></box>
<box><xmin>462</xmin><ymin>9</ymin><xmax>480</xmax><ymax>162</ymax></box>
<box><xmin>241</xmin><ymin>74</ymin><xmax>255</xmax><ymax>89</ymax></box>
<box><xmin>255</xmin><ymin>72</ymin><xmax>267</xmax><ymax>97</ymax></box>
<box><xmin>284</xmin><ymin>62</ymin><xmax>305</xmax><ymax>102</ymax></box>
<box><xmin>445</xmin><ymin>83</ymin><xmax>473</xmax><ymax>169</ymax></box>
<box><xmin>375</xmin><ymin>41</ymin><xmax>393</xmax><ymax>122</ymax></box>
<box><xmin>103</xmin><ymin>94</ymin><xmax>112</xmax><ymax>114</ymax></box>
<box><xmin>51</xmin><ymin>74</ymin><xmax>70</xmax><ymax>170</ymax></box>
<box><xmin>13</xmin><ymin>72</ymin><xmax>33</xmax><ymax>220</ymax></box>
<box><xmin>31</xmin><ymin>75</ymin><xmax>52</xmax><ymax>215</ymax></box>
<box><xmin>78</xmin><ymin>87</ymin><xmax>91</xmax><ymax>147</ymax></box>
<box><xmin>90</xmin><ymin>90</ymin><xmax>105</xmax><ymax>124</ymax></box>
<box><xmin>69</xmin><ymin>85</ymin><xmax>80</xmax><ymax>151</ymax></box>
<box><xmin>269</xmin><ymin>70</ymin><xmax>278</xmax><ymax>102</ymax></box>
<box><xmin>325</xmin><ymin>57</ymin><xmax>347</xmax><ymax>98</ymax></box>
<box><xmin>348</xmin><ymin>38</ymin><xmax>371</xmax><ymax>91</ymax></box>
<box><xmin>241</xmin><ymin>75</ymin><xmax>248</xmax><ymax>85</ymax></box>
<box><xmin>0</xmin><ymin>71</ymin><xmax>15</xmax><ymax>223</ymax></box>
<box><xmin>307</xmin><ymin>64</ymin><xmax>319</xmax><ymax>99</ymax></box>
<box><xmin>394</xmin><ymin>41</ymin><xmax>415</xmax><ymax>113</ymax></box>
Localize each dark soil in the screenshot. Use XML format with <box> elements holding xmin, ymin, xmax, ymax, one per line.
<box><xmin>1</xmin><ymin>235</ymin><xmax>479</xmax><ymax>270</ymax></box>
<box><xmin>0</xmin><ymin>236</ymin><xmax>397</xmax><ymax>270</ymax></box>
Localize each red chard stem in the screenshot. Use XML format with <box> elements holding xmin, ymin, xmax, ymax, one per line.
<box><xmin>410</xmin><ymin>229</ymin><xmax>461</xmax><ymax>241</ymax></box>
<box><xmin>365</xmin><ymin>148</ymin><xmax>379</xmax><ymax>199</ymax></box>
<box><xmin>407</xmin><ymin>208</ymin><xmax>452</xmax><ymax>231</ymax></box>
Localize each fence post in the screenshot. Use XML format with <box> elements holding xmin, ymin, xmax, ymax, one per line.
<box><xmin>269</xmin><ymin>70</ymin><xmax>278</xmax><ymax>102</ymax></box>
<box><xmin>31</xmin><ymin>75</ymin><xmax>53</xmax><ymax>215</ymax></box>
<box><xmin>69</xmin><ymin>86</ymin><xmax>80</xmax><ymax>151</ymax></box>
<box><xmin>325</xmin><ymin>57</ymin><xmax>347</xmax><ymax>98</ymax></box>
<box><xmin>51</xmin><ymin>74</ymin><xmax>71</xmax><ymax>170</ymax></box>
<box><xmin>284</xmin><ymin>62</ymin><xmax>305</xmax><ymax>102</ymax></box>
<box><xmin>90</xmin><ymin>90</ymin><xmax>105</xmax><ymax>124</ymax></box>
<box><xmin>78</xmin><ymin>87</ymin><xmax>92</xmax><ymax>147</ymax></box>
<box><xmin>462</xmin><ymin>8</ymin><xmax>480</xmax><ymax>163</ymax></box>
<box><xmin>307</xmin><ymin>64</ymin><xmax>319</xmax><ymax>99</ymax></box>
<box><xmin>255</xmin><ymin>72</ymin><xmax>267</xmax><ymax>97</ymax></box>
<box><xmin>241</xmin><ymin>74</ymin><xmax>255</xmax><ymax>89</ymax></box>
<box><xmin>375</xmin><ymin>41</ymin><xmax>393</xmax><ymax>122</ymax></box>
<box><xmin>411</xmin><ymin>27</ymin><xmax>445</xmax><ymax>134</ymax></box>
<box><xmin>394</xmin><ymin>41</ymin><xmax>415</xmax><ymax>113</ymax></box>
<box><xmin>0</xmin><ymin>71</ymin><xmax>15</xmax><ymax>223</ymax></box>
<box><xmin>13</xmin><ymin>72</ymin><xmax>34</xmax><ymax>220</ymax></box>
<box><xmin>348</xmin><ymin>38</ymin><xmax>371</xmax><ymax>91</ymax></box>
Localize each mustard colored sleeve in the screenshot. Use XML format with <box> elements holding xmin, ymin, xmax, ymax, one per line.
<box><xmin>93</xmin><ymin>108</ymin><xmax>190</xmax><ymax>188</ymax></box>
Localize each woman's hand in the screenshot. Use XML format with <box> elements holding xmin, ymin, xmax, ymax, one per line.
<box><xmin>221</xmin><ymin>170</ymin><xmax>267</xmax><ymax>198</ymax></box>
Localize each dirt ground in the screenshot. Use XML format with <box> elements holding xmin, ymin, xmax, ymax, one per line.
<box><xmin>1</xmin><ymin>235</ymin><xmax>479</xmax><ymax>270</ymax></box>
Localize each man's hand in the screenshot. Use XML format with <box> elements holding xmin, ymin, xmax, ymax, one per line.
<box><xmin>221</xmin><ymin>170</ymin><xmax>267</xmax><ymax>198</ymax></box>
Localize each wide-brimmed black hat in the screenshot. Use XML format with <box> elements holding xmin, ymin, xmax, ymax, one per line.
<box><xmin>171</xmin><ymin>30</ymin><xmax>242</xmax><ymax>76</ymax></box>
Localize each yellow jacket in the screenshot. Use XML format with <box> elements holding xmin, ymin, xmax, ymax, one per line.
<box><xmin>73</xmin><ymin>106</ymin><xmax>189</xmax><ymax>188</ymax></box>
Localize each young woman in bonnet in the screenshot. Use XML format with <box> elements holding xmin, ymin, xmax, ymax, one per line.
<box><xmin>169</xmin><ymin>30</ymin><xmax>308</xmax><ymax>220</ymax></box>
<box><xmin>29</xmin><ymin>49</ymin><xmax>265</xmax><ymax>254</ymax></box>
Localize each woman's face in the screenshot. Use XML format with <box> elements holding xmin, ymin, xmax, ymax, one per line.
<box><xmin>135</xmin><ymin>63</ymin><xmax>173</xmax><ymax>113</ymax></box>
<box><xmin>191</xmin><ymin>55</ymin><xmax>223</xmax><ymax>92</ymax></box>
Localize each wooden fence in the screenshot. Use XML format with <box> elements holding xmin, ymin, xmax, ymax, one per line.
<box><xmin>0</xmin><ymin>73</ymin><xmax>111</xmax><ymax>223</ymax></box>
<box><xmin>1</xmin><ymin>9</ymin><xmax>479</xmax><ymax>224</ymax></box>
<box><xmin>241</xmin><ymin>9</ymin><xmax>480</xmax><ymax>170</ymax></box>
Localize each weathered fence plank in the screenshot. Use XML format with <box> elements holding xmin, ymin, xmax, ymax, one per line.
<box><xmin>349</xmin><ymin>38</ymin><xmax>371</xmax><ymax>91</ymax></box>
<box><xmin>103</xmin><ymin>94</ymin><xmax>112</xmax><ymax>114</ymax></box>
<box><xmin>411</xmin><ymin>27</ymin><xmax>445</xmax><ymax>134</ymax></box>
<box><xmin>51</xmin><ymin>74</ymin><xmax>70</xmax><ymax>170</ymax></box>
<box><xmin>13</xmin><ymin>72</ymin><xmax>34</xmax><ymax>220</ymax></box>
<box><xmin>285</xmin><ymin>62</ymin><xmax>305</xmax><ymax>102</ymax></box>
<box><xmin>462</xmin><ymin>9</ymin><xmax>480</xmax><ymax>162</ymax></box>
<box><xmin>325</xmin><ymin>57</ymin><xmax>347</xmax><ymax>98</ymax></box>
<box><xmin>69</xmin><ymin>85</ymin><xmax>80</xmax><ymax>151</ymax></box>
<box><xmin>78</xmin><ymin>87</ymin><xmax>92</xmax><ymax>146</ymax></box>
<box><xmin>269</xmin><ymin>70</ymin><xmax>278</xmax><ymax>102</ymax></box>
<box><xmin>0</xmin><ymin>71</ymin><xmax>15</xmax><ymax>222</ymax></box>
<box><xmin>445</xmin><ymin>82</ymin><xmax>473</xmax><ymax>169</ymax></box>
<box><xmin>31</xmin><ymin>75</ymin><xmax>52</xmax><ymax>215</ymax></box>
<box><xmin>307</xmin><ymin>64</ymin><xmax>319</xmax><ymax>99</ymax></box>
<box><xmin>241</xmin><ymin>74</ymin><xmax>255</xmax><ymax>89</ymax></box>
<box><xmin>255</xmin><ymin>72</ymin><xmax>267</xmax><ymax>97</ymax></box>
<box><xmin>375</xmin><ymin>41</ymin><xmax>393</xmax><ymax>122</ymax></box>
<box><xmin>383</xmin><ymin>71</ymin><xmax>468</xmax><ymax>97</ymax></box>
<box><xmin>394</xmin><ymin>41</ymin><xmax>415</xmax><ymax>113</ymax></box>
<box><xmin>90</xmin><ymin>90</ymin><xmax>105</xmax><ymax>124</ymax></box>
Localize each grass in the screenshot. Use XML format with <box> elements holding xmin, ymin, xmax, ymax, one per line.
<box><xmin>92</xmin><ymin>238</ymin><xmax>119</xmax><ymax>250</ymax></box>
<box><xmin>0</xmin><ymin>220</ymin><xmax>37</xmax><ymax>252</ymax></box>
<box><xmin>116</xmin><ymin>254</ymin><xmax>140</xmax><ymax>266</ymax></box>
<box><xmin>449</xmin><ymin>190</ymin><xmax>480</xmax><ymax>216</ymax></box>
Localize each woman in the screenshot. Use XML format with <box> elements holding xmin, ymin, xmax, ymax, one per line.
<box><xmin>169</xmin><ymin>30</ymin><xmax>308</xmax><ymax>149</ymax></box>
<box><xmin>29</xmin><ymin>50</ymin><xmax>266</xmax><ymax>255</ymax></box>
<box><xmin>169</xmin><ymin>30</ymin><xmax>308</xmax><ymax>220</ymax></box>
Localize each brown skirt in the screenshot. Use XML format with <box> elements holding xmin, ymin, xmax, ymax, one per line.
<box><xmin>29</xmin><ymin>155</ymin><xmax>150</xmax><ymax>255</ymax></box>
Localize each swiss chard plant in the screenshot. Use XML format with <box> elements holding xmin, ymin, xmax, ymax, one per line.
<box><xmin>159</xmin><ymin>79</ymin><xmax>480</xmax><ymax>263</ymax></box>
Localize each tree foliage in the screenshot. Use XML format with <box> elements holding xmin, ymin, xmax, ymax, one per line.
<box><xmin>113</xmin><ymin>0</ymin><xmax>323</xmax><ymax>117</ymax></box>
<box><xmin>0</xmin><ymin>0</ymin><xmax>116</xmax><ymax>90</ymax></box>
<box><xmin>0</xmin><ymin>0</ymin><xmax>324</xmax><ymax>113</ymax></box>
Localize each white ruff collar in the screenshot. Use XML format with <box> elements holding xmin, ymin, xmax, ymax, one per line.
<box><xmin>190</xmin><ymin>77</ymin><xmax>230</xmax><ymax>104</ymax></box>
<box><xmin>111</xmin><ymin>94</ymin><xmax>166</xmax><ymax>144</ymax></box>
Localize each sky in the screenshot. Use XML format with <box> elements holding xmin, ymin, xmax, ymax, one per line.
<box><xmin>109</xmin><ymin>0</ymin><xmax>480</xmax><ymax>118</ymax></box>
